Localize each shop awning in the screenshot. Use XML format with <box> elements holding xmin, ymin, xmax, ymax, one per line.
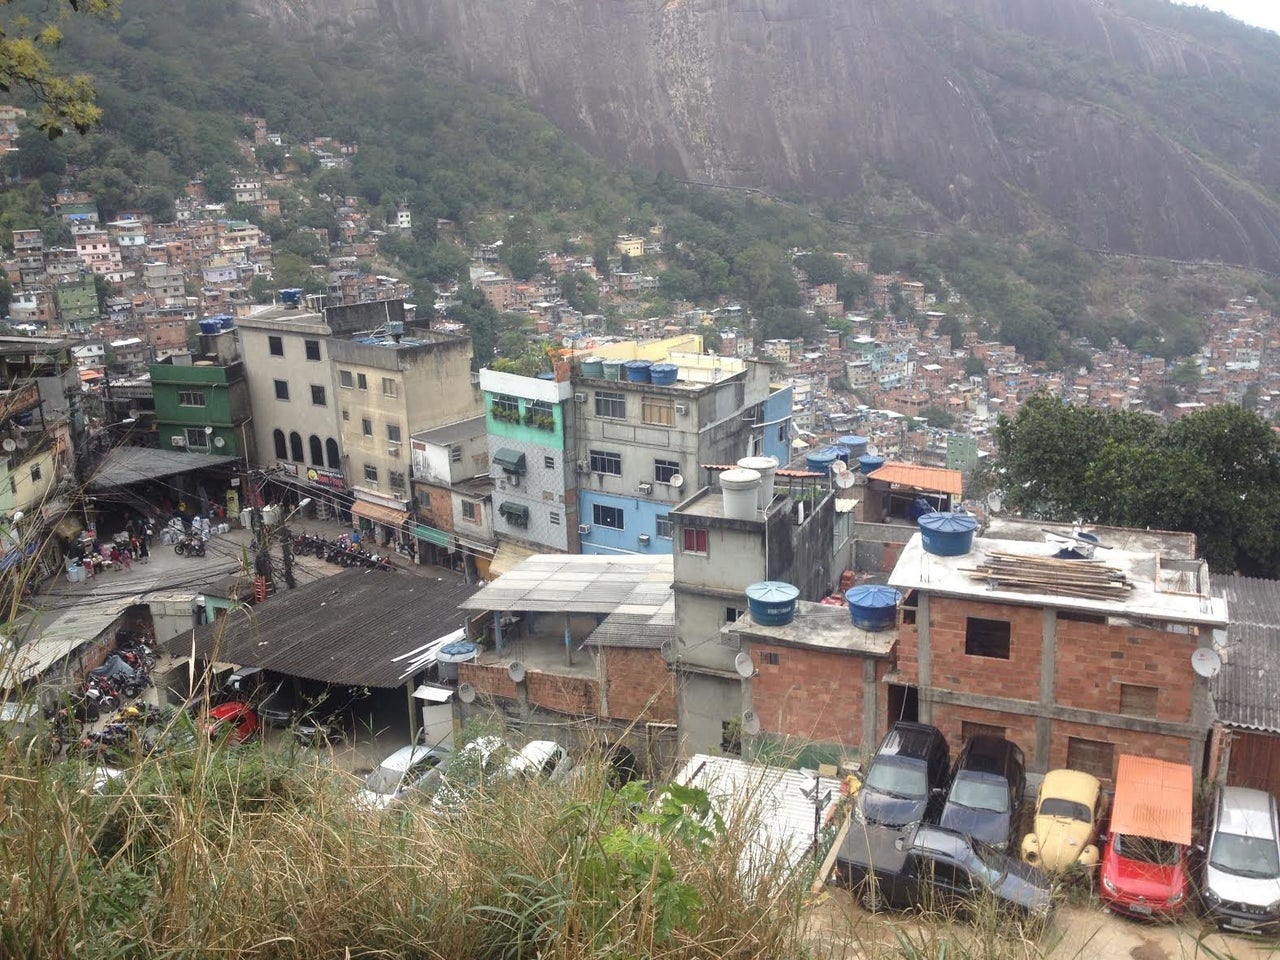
<box><xmin>488</xmin><ymin>541</ymin><xmax>538</xmax><ymax>578</ymax></box>
<box><xmin>351</xmin><ymin>499</ymin><xmax>408</xmax><ymax>528</ymax></box>
<box><xmin>498</xmin><ymin>502</ymin><xmax>529</xmax><ymax>526</ymax></box>
<box><xmin>493</xmin><ymin>448</ymin><xmax>526</xmax><ymax>474</ymax></box>
<box><xmin>407</xmin><ymin>521</ymin><xmax>449</xmax><ymax>547</ymax></box>
<box><xmin>87</xmin><ymin>447</ymin><xmax>239</xmax><ymax>492</ymax></box>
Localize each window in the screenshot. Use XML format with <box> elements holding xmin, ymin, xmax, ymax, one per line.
<box><xmin>528</xmin><ymin>399</ymin><xmax>553</xmax><ymax>423</ymax></box>
<box><xmin>325</xmin><ymin>438</ymin><xmax>340</xmax><ymax>468</ymax></box>
<box><xmin>761</xmin><ymin>651</ymin><xmax>780</xmax><ymax>666</ymax></box>
<box><xmin>642</xmin><ymin>396</ymin><xmax>674</xmax><ymax>426</ymax></box>
<box><xmin>655</xmin><ymin>516</ymin><xmax>673</xmax><ymax>540</ymax></box>
<box><xmin>341</xmin><ymin>409</ymin><xmax>350</xmax><ymax>422</ymax></box>
<box><xmin>29</xmin><ymin>463</ymin><xmax>41</xmax><ymax>482</ymax></box>
<box><xmin>389</xmin><ymin>470</ymin><xmax>406</xmax><ymax>490</ymax></box>
<box><xmin>682</xmin><ymin>528</ymin><xmax>708</xmax><ymax>554</ymax></box>
<box><xmin>304</xmin><ymin>339</ymin><xmax>321</xmax><ymax>361</ymax></box>
<box><xmin>549</xmin><ymin>511</ymin><xmax>561</xmax><ymax>525</ymax></box>
<box><xmin>339</xmin><ymin>370</ymin><xmax>354</xmax><ymax>389</ymax></box>
<box><xmin>544</xmin><ymin>455</ymin><xmax>555</xmax><ymax>469</ymax></box>
<box><xmin>592</xmin><ymin>503</ymin><xmax>624</xmax><ymax>529</ymax></box>
<box><xmin>289</xmin><ymin>431</ymin><xmax>304</xmax><ymax>461</ymax></box>
<box><xmin>595</xmin><ymin>390</ymin><xmax>626</xmax><ymax>419</ymax></box>
<box><xmin>311</xmin><ymin>385</ymin><xmax>326</xmax><ymax>406</ymax></box>
<box><xmin>274</xmin><ymin>379</ymin><xmax>289</xmax><ymax>401</ymax></box>
<box><xmin>492</xmin><ymin>394</ymin><xmax>519</xmax><ymax>420</ymax></box>
<box><xmin>451</xmin><ymin>446</ymin><xmax>463</xmax><ymax>463</ymax></box>
<box><xmin>461</xmin><ymin>501</ymin><xmax>477</xmax><ymax>521</ymax></box>
<box><xmin>273</xmin><ymin>429</ymin><xmax>287</xmax><ymax>460</ymax></box>
<box><xmin>363</xmin><ymin>464</ymin><xmax>378</xmax><ymax>483</ymax></box>
<box><xmin>1066</xmin><ymin>737</ymin><xmax>1115</xmax><ymax>780</ymax></box>
<box><xmin>361</xmin><ymin>417</ymin><xmax>373</xmax><ymax>437</ymax></box>
<box><xmin>185</xmin><ymin>428</ymin><xmax>208</xmax><ymax>449</ymax></box>
<box><xmin>382</xmin><ymin>377</ymin><xmax>397</xmax><ymax>398</ymax></box>
<box><xmin>961</xmin><ymin>721</ymin><xmax>1007</xmax><ymax>742</ymax></box>
<box><xmin>777</xmin><ymin>423</ymin><xmax>787</xmax><ymax>444</ymax></box>
<box><xmin>965</xmin><ymin>617</ymin><xmax>1011</xmax><ymax>659</ymax></box>
<box><xmin>357</xmin><ymin>373</ymin><xmax>368</xmax><ymax>390</ymax></box>
<box><xmin>654</xmin><ymin>459</ymin><xmax>680</xmax><ymax>484</ymax></box>
<box><xmin>589</xmin><ymin>449</ymin><xmax>622</xmax><ymax>475</ymax></box>
<box><xmin>178</xmin><ymin>390</ymin><xmax>206</xmax><ymax>407</ymax></box>
<box><xmin>309</xmin><ymin>435</ymin><xmax>324</xmax><ymax>466</ymax></box>
<box><xmin>724</xmin><ymin>607</ymin><xmax>743</xmax><ymax>623</ymax></box>
<box><xmin>1120</xmin><ymin>684</ymin><xmax>1158</xmax><ymax>716</ymax></box>
<box><xmin>268</xmin><ymin>335</ymin><xmax>283</xmax><ymax>357</ymax></box>
<box><xmin>387</xmin><ymin>424</ymin><xmax>402</xmax><ymax>444</ymax></box>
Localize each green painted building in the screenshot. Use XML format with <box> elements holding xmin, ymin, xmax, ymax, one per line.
<box><xmin>56</xmin><ymin>276</ymin><xmax>98</xmax><ymax>331</ymax></box>
<box><xmin>150</xmin><ymin>333</ymin><xmax>254</xmax><ymax>460</ymax></box>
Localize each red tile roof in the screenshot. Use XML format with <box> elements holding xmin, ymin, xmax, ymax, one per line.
<box><xmin>866</xmin><ymin>462</ymin><xmax>963</xmax><ymax>496</ymax></box>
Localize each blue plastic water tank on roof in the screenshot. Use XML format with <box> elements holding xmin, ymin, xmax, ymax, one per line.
<box><xmin>745</xmin><ymin>581</ymin><xmax>799</xmax><ymax>626</ymax></box>
<box><xmin>844</xmin><ymin>585</ymin><xmax>902</xmax><ymax>631</ymax></box>
<box><xmin>918</xmin><ymin>511</ymin><xmax>978</xmax><ymax>556</ymax></box>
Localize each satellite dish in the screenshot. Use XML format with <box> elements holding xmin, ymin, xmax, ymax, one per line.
<box><xmin>866</xmin><ymin>443</ymin><xmax>878</xmax><ymax>457</ymax></box>
<box><xmin>213</xmin><ymin>436</ymin><xmax>226</xmax><ymax>448</ymax></box>
<box><xmin>457</xmin><ymin>682</ymin><xmax>476</xmax><ymax>704</ymax></box>
<box><xmin>669</xmin><ymin>474</ymin><xmax>685</xmax><ymax>490</ymax></box>
<box><xmin>659</xmin><ymin>639</ymin><xmax>675</xmax><ymax>664</ymax></box>
<box><xmin>1191</xmin><ymin>647</ymin><xmax>1222</xmax><ymax>679</ymax></box>
<box><xmin>2</xmin><ymin>439</ymin><xmax>15</xmax><ymax>453</ymax></box>
<box><xmin>835</xmin><ymin>472</ymin><xmax>856</xmax><ymax>489</ymax></box>
<box><xmin>742</xmin><ymin>709</ymin><xmax>762</xmax><ymax>737</ymax></box>
<box><xmin>734</xmin><ymin>651</ymin><xmax>756</xmax><ymax>678</ymax></box>
<box><xmin>507</xmin><ymin>660</ymin><xmax>526</xmax><ymax>683</ymax></box>
<box><xmin>128</xmin><ymin>408</ymin><xmax>140</xmax><ymax>419</ymax></box>
<box><xmin>986</xmin><ymin>491</ymin><xmax>1004</xmax><ymax>514</ymax></box>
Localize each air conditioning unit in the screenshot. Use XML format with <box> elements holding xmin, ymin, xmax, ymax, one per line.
<box><xmin>638</xmin><ymin>481</ymin><xmax>653</xmax><ymax>494</ymax></box>
<box><xmin>578</xmin><ymin>523</ymin><xmax>592</xmax><ymax>534</ymax></box>
<box><xmin>171</xmin><ymin>436</ymin><xmax>186</xmax><ymax>447</ymax></box>
<box><xmin>574</xmin><ymin>392</ymin><xmax>587</xmax><ymax>403</ymax></box>
<box><xmin>638</xmin><ymin>534</ymin><xmax>651</xmax><ymax>545</ymax></box>
<box><xmin>387</xmin><ymin>446</ymin><xmax>400</xmax><ymax>457</ymax></box>
<box><xmin>674</xmin><ymin>403</ymin><xmax>689</xmax><ymax>415</ymax></box>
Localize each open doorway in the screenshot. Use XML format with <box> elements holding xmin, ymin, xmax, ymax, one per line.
<box><xmin>886</xmin><ymin>683</ymin><xmax>918</xmax><ymax>725</ymax></box>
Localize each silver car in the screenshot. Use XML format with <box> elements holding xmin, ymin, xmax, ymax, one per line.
<box><xmin>1202</xmin><ymin>786</ymin><xmax>1280</xmax><ymax>933</ymax></box>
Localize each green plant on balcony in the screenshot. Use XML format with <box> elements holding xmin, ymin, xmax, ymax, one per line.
<box><xmin>491</xmin><ymin>404</ymin><xmax>520</xmax><ymax>424</ymax></box>
<box><xmin>534</xmin><ymin>415</ymin><xmax>555</xmax><ymax>431</ymax></box>
<box><xmin>521</xmin><ymin>409</ymin><xmax>537</xmax><ymax>426</ymax></box>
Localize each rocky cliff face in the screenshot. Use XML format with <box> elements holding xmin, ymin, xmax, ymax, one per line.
<box><xmin>250</xmin><ymin>0</ymin><xmax>1280</xmax><ymax>270</ymax></box>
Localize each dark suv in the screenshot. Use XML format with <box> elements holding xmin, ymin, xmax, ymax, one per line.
<box><xmin>938</xmin><ymin>735</ymin><xmax>1026</xmax><ymax>851</ymax></box>
<box><xmin>856</xmin><ymin>722</ymin><xmax>950</xmax><ymax>828</ymax></box>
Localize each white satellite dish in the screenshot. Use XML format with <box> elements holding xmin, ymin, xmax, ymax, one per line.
<box><xmin>734</xmin><ymin>651</ymin><xmax>756</xmax><ymax>678</ymax></box>
<box><xmin>669</xmin><ymin>474</ymin><xmax>685</xmax><ymax>490</ymax></box>
<box><xmin>213</xmin><ymin>436</ymin><xmax>226</xmax><ymax>448</ymax></box>
<box><xmin>1191</xmin><ymin>647</ymin><xmax>1222</xmax><ymax>679</ymax></box>
<box><xmin>1</xmin><ymin>439</ymin><xmax>15</xmax><ymax>453</ymax></box>
<box><xmin>507</xmin><ymin>661</ymin><xmax>526</xmax><ymax>683</ymax></box>
<box><xmin>986</xmin><ymin>491</ymin><xmax>1004</xmax><ymax>514</ymax></box>
<box><xmin>742</xmin><ymin>709</ymin><xmax>762</xmax><ymax>736</ymax></box>
<box><xmin>128</xmin><ymin>408</ymin><xmax>140</xmax><ymax>419</ymax></box>
<box><xmin>457</xmin><ymin>682</ymin><xmax>476</xmax><ymax>703</ymax></box>
<box><xmin>835</xmin><ymin>471</ymin><xmax>856</xmax><ymax>489</ymax></box>
<box><xmin>659</xmin><ymin>639</ymin><xmax>675</xmax><ymax>664</ymax></box>
<box><xmin>866</xmin><ymin>443</ymin><xmax>879</xmax><ymax>457</ymax></box>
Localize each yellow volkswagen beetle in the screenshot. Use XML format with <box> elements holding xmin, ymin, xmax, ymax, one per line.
<box><xmin>1022</xmin><ymin>768</ymin><xmax>1103</xmax><ymax>871</ymax></box>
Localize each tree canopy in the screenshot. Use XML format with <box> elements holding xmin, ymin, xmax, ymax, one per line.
<box><xmin>994</xmin><ymin>395</ymin><xmax>1280</xmax><ymax>576</ymax></box>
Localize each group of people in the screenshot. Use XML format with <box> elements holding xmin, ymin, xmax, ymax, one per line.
<box><xmin>74</xmin><ymin>517</ymin><xmax>153</xmax><ymax>577</ymax></box>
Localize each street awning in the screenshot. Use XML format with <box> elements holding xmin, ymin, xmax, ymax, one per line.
<box><xmin>493</xmin><ymin>448</ymin><xmax>526</xmax><ymax>474</ymax></box>
<box><xmin>351</xmin><ymin>500</ymin><xmax>408</xmax><ymax>528</ymax></box>
<box><xmin>497</xmin><ymin>502</ymin><xmax>529</xmax><ymax>527</ymax></box>
<box><xmin>407</xmin><ymin>521</ymin><xmax>449</xmax><ymax>547</ymax></box>
<box><xmin>87</xmin><ymin>447</ymin><xmax>239</xmax><ymax>492</ymax></box>
<box><xmin>488</xmin><ymin>541</ymin><xmax>537</xmax><ymax>578</ymax></box>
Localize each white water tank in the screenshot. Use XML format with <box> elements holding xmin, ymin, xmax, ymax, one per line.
<box><xmin>737</xmin><ymin>455</ymin><xmax>779</xmax><ymax>509</ymax></box>
<box><xmin>720</xmin><ymin>468</ymin><xmax>762</xmax><ymax>520</ymax></box>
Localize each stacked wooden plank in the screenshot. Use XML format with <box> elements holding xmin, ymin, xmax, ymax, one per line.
<box><xmin>960</xmin><ymin>552</ymin><xmax>1133</xmax><ymax>601</ymax></box>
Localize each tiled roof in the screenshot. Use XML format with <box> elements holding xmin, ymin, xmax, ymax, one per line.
<box><xmin>866</xmin><ymin>462</ymin><xmax>964</xmax><ymax>496</ymax></box>
<box><xmin>1211</xmin><ymin>575</ymin><xmax>1280</xmax><ymax>732</ymax></box>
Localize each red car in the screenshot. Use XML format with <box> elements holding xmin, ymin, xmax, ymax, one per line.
<box><xmin>204</xmin><ymin>702</ymin><xmax>261</xmax><ymax>744</ymax></box>
<box><xmin>1099</xmin><ymin>755</ymin><xmax>1193</xmax><ymax>920</ymax></box>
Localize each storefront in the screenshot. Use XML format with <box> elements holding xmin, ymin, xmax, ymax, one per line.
<box><xmin>351</xmin><ymin>497</ymin><xmax>410</xmax><ymax>551</ymax></box>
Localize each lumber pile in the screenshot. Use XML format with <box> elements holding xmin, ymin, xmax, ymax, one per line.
<box><xmin>961</xmin><ymin>552</ymin><xmax>1133</xmax><ymax>600</ymax></box>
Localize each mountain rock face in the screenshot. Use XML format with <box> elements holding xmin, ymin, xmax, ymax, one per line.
<box><xmin>250</xmin><ymin>0</ymin><xmax>1280</xmax><ymax>270</ymax></box>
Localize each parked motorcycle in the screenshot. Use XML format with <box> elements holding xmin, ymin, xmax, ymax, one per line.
<box><xmin>174</xmin><ymin>534</ymin><xmax>206</xmax><ymax>557</ymax></box>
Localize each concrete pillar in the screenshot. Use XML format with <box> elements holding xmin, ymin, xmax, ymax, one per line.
<box><xmin>493</xmin><ymin>610</ymin><xmax>504</xmax><ymax>657</ymax></box>
<box><xmin>862</xmin><ymin>659</ymin><xmax>880</xmax><ymax>754</ymax></box>
<box><xmin>917</xmin><ymin>594</ymin><xmax>932</xmax><ymax>724</ymax></box>
<box><xmin>1037</xmin><ymin>608</ymin><xmax>1057</xmax><ymax>772</ymax></box>
<box><xmin>564</xmin><ymin>614</ymin><xmax>572</xmax><ymax>666</ymax></box>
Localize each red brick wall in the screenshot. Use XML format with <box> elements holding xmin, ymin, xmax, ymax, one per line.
<box><xmin>1054</xmin><ymin>617</ymin><xmax>1195</xmax><ymax>722</ymax></box>
<box><xmin>1048</xmin><ymin>718</ymin><xmax>1195</xmax><ymax>783</ymax></box>
<box><xmin>896</xmin><ymin>619</ymin><xmax>919</xmax><ymax>684</ymax></box>
<box><xmin>750</xmin><ymin>642</ymin><xmax>888</xmax><ymax>747</ymax></box>
<box><xmin>459</xmin><ymin>661</ymin><xmax>601</xmax><ymax>717</ymax></box>
<box><xmin>460</xmin><ymin>662</ymin><xmax>517</xmax><ymax>701</ymax></box>
<box><xmin>928</xmin><ymin>597</ymin><xmax>1043</xmax><ymax>699</ymax></box>
<box><xmin>604</xmin><ymin>647</ymin><xmax>675</xmax><ymax>722</ymax></box>
<box><xmin>930</xmin><ymin>703</ymin><xmax>1038</xmax><ymax>759</ymax></box>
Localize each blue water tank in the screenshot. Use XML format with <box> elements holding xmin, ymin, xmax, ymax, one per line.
<box><xmin>858</xmin><ymin>454</ymin><xmax>886</xmax><ymax>475</ymax></box>
<box><xmin>535</xmin><ymin>372</ymin><xmax>555</xmax><ymax>380</ymax></box>
<box><xmin>649</xmin><ymin>363</ymin><xmax>678</xmax><ymax>385</ymax></box>
<box><xmin>624</xmin><ymin>360</ymin><xmax>653</xmax><ymax>383</ymax></box>
<box><xmin>839</xmin><ymin>435</ymin><xmax>869</xmax><ymax>459</ymax></box>
<box><xmin>844</xmin><ymin>585</ymin><xmax>902</xmax><ymax>631</ymax></box>
<box><xmin>918</xmin><ymin>512</ymin><xmax>978</xmax><ymax>556</ymax></box>
<box><xmin>745</xmin><ymin>581</ymin><xmax>800</xmax><ymax>626</ymax></box>
<box><xmin>805</xmin><ymin>449</ymin><xmax>839</xmax><ymax>474</ymax></box>
<box><xmin>216</xmin><ymin>314</ymin><xmax>235</xmax><ymax>331</ymax></box>
<box><xmin>279</xmin><ymin>288</ymin><xmax>304</xmax><ymax>307</ymax></box>
<box><xmin>833</xmin><ymin>444</ymin><xmax>851</xmax><ymax>465</ymax></box>
<box><xmin>198</xmin><ymin>319</ymin><xmax>221</xmax><ymax>336</ymax></box>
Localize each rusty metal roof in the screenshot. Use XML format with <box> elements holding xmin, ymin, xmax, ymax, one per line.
<box><xmin>866</xmin><ymin>462</ymin><xmax>963</xmax><ymax>496</ymax></box>
<box><xmin>1110</xmin><ymin>755</ymin><xmax>1193</xmax><ymax>845</ymax></box>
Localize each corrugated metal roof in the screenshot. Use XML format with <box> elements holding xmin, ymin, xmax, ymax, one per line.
<box><xmin>462</xmin><ymin>554</ymin><xmax>673</xmax><ymax>614</ymax></box>
<box><xmin>87</xmin><ymin>447</ymin><xmax>240</xmax><ymax>491</ymax></box>
<box><xmin>587</xmin><ymin>591</ymin><xmax>675</xmax><ymax>649</ymax></box>
<box><xmin>866</xmin><ymin>462</ymin><xmax>964</xmax><ymax>496</ymax></box>
<box><xmin>1211</xmin><ymin>575</ymin><xmax>1280</xmax><ymax>732</ymax></box>
<box><xmin>172</xmin><ymin>568</ymin><xmax>478</xmax><ymax>688</ymax></box>
<box><xmin>1110</xmin><ymin>755</ymin><xmax>1193</xmax><ymax>845</ymax></box>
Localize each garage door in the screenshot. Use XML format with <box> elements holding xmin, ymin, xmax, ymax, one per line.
<box><xmin>1228</xmin><ymin>730</ymin><xmax>1280</xmax><ymax>796</ymax></box>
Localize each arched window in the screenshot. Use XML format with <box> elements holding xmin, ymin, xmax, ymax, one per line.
<box><xmin>273</xmin><ymin>429</ymin><xmax>287</xmax><ymax>460</ymax></box>
<box><xmin>325</xmin><ymin>438</ymin><xmax>340</xmax><ymax>469</ymax></box>
<box><xmin>309</xmin><ymin>435</ymin><xmax>324</xmax><ymax>466</ymax></box>
<box><xmin>289</xmin><ymin>431</ymin><xmax>304</xmax><ymax>462</ymax></box>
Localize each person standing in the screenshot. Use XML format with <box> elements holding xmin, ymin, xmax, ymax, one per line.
<box><xmin>138</xmin><ymin>534</ymin><xmax>149</xmax><ymax>564</ymax></box>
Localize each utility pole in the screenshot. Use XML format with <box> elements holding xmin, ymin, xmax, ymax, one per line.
<box><xmin>281</xmin><ymin>522</ymin><xmax>295</xmax><ymax>589</ymax></box>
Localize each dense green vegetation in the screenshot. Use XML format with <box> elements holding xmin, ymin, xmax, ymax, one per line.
<box><xmin>994</xmin><ymin>395</ymin><xmax>1280</xmax><ymax>576</ymax></box>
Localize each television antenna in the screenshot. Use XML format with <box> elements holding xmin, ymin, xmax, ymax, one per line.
<box><xmin>1191</xmin><ymin>647</ymin><xmax>1222</xmax><ymax>679</ymax></box>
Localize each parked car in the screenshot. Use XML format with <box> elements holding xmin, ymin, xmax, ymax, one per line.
<box><xmin>502</xmin><ymin>740</ymin><xmax>574</xmax><ymax>783</ymax></box>
<box><xmin>431</xmin><ymin>736</ymin><xmax>511</xmax><ymax>810</ymax></box>
<box><xmin>357</xmin><ymin>743</ymin><xmax>453</xmax><ymax>810</ymax></box>
<box><xmin>204</xmin><ymin>701</ymin><xmax>261</xmax><ymax>744</ymax></box>
<box><xmin>259</xmin><ymin>681</ymin><xmax>366</xmax><ymax>734</ymax></box>
<box><xmin>293</xmin><ymin>689</ymin><xmax>369</xmax><ymax>746</ymax></box>
<box><xmin>1022</xmin><ymin>768</ymin><xmax>1103</xmax><ymax>872</ymax></box>
<box><xmin>1099</xmin><ymin>755</ymin><xmax>1193</xmax><ymax>920</ymax></box>
<box><xmin>938</xmin><ymin>735</ymin><xmax>1026</xmax><ymax>852</ymax></box>
<box><xmin>1200</xmin><ymin>786</ymin><xmax>1280</xmax><ymax>934</ymax></box>
<box><xmin>855</xmin><ymin>722</ymin><xmax>950</xmax><ymax>829</ymax></box>
<box><xmin>837</xmin><ymin>821</ymin><xmax>1053</xmax><ymax>922</ymax></box>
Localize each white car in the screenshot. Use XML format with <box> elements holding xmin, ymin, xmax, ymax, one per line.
<box><xmin>356</xmin><ymin>744</ymin><xmax>452</xmax><ymax>810</ymax></box>
<box><xmin>503</xmin><ymin>740</ymin><xmax>574</xmax><ymax>783</ymax></box>
<box><xmin>431</xmin><ymin>736</ymin><xmax>510</xmax><ymax>810</ymax></box>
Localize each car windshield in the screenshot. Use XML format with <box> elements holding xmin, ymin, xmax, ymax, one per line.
<box><xmin>970</xmin><ymin>838</ymin><xmax>1009</xmax><ymax>885</ymax></box>
<box><xmin>1039</xmin><ymin>797</ymin><xmax>1091</xmax><ymax>822</ymax></box>
<box><xmin>1114</xmin><ymin>834</ymin><xmax>1181</xmax><ymax>866</ymax></box>
<box><xmin>1210</xmin><ymin>832</ymin><xmax>1280</xmax><ymax>878</ymax></box>
<box><xmin>949</xmin><ymin>774</ymin><xmax>1009</xmax><ymax>813</ymax></box>
<box><xmin>363</xmin><ymin>763</ymin><xmax>406</xmax><ymax>795</ymax></box>
<box><xmin>864</xmin><ymin>757</ymin><xmax>927</xmax><ymax>799</ymax></box>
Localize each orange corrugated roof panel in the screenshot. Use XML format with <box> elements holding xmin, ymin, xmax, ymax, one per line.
<box><xmin>866</xmin><ymin>462</ymin><xmax>964</xmax><ymax>497</ymax></box>
<box><xmin>1109</xmin><ymin>754</ymin><xmax>1193</xmax><ymax>845</ymax></box>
